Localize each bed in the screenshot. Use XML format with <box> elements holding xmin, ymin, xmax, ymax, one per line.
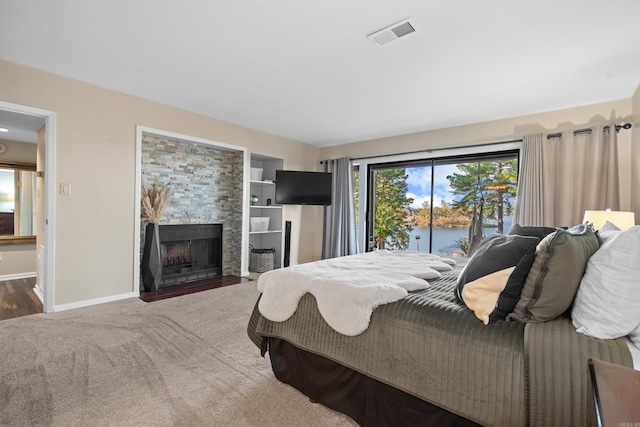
<box><xmin>247</xmin><ymin>223</ymin><xmax>640</xmax><ymax>427</ymax></box>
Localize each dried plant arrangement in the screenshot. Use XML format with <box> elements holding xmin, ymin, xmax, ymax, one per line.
<box><xmin>141</xmin><ymin>181</ymin><xmax>171</xmax><ymax>223</ymax></box>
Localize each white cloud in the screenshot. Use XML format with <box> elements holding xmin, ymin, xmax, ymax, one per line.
<box><xmin>405</xmin><ymin>167</ymin><xmax>430</xmax><ymax>191</ymax></box>
<box><xmin>407</xmin><ymin>192</ymin><xmax>429</xmax><ymax>209</ymax></box>
<box><xmin>408</xmin><ymin>192</ymin><xmax>452</xmax><ymax>209</ymax></box>
<box><xmin>406</xmin><ymin>164</ymin><xmax>460</xmax><ymax>208</ymax></box>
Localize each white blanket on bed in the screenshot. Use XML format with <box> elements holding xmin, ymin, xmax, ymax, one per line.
<box><xmin>257</xmin><ymin>251</ymin><xmax>455</xmax><ymax>336</ymax></box>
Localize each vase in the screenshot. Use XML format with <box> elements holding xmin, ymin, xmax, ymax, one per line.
<box><xmin>141</xmin><ymin>222</ymin><xmax>162</xmax><ymax>292</ymax></box>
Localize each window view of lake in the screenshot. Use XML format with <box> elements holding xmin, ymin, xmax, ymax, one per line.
<box><xmin>407</xmin><ymin>215</ymin><xmax>514</xmax><ymax>254</ymax></box>
<box><xmin>363</xmin><ymin>152</ymin><xmax>519</xmax><ymax>256</ymax></box>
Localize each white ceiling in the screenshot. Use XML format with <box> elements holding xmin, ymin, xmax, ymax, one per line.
<box><xmin>1</xmin><ymin>1</ymin><xmax>639</xmax><ymax>147</ymax></box>
<box><xmin>0</xmin><ymin>109</ymin><xmax>45</xmax><ymax>144</ymax></box>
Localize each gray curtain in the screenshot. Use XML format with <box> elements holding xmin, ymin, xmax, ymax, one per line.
<box><xmin>514</xmin><ymin>124</ymin><xmax>619</xmax><ymax>227</ymax></box>
<box><xmin>322</xmin><ymin>157</ymin><xmax>359</xmax><ymax>259</ymax></box>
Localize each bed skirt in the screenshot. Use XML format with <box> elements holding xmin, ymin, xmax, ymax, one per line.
<box><xmin>268</xmin><ymin>337</ymin><xmax>480</xmax><ymax>427</ymax></box>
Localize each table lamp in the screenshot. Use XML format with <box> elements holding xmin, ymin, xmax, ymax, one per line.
<box><xmin>583</xmin><ymin>210</ymin><xmax>636</xmax><ymax>231</ymax></box>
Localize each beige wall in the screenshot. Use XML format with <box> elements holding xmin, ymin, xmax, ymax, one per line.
<box><xmin>0</xmin><ymin>60</ymin><xmax>321</xmax><ymax>307</ymax></box>
<box><xmin>0</xmin><ymin>244</ymin><xmax>36</xmax><ymax>277</ymax></box>
<box><xmin>0</xmin><ymin>138</ymin><xmax>38</xmax><ymax>163</ymax></box>
<box><xmin>321</xmin><ymin>98</ymin><xmax>636</xmax><ymax>213</ymax></box>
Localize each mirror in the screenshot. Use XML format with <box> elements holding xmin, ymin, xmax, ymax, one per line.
<box><xmin>0</xmin><ymin>160</ymin><xmax>37</xmax><ymax>243</ymax></box>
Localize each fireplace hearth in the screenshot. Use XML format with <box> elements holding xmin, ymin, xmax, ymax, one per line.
<box><xmin>158</xmin><ymin>224</ymin><xmax>222</xmax><ymax>288</ymax></box>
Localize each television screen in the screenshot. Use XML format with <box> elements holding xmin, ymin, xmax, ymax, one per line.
<box><xmin>275</xmin><ymin>170</ymin><xmax>332</xmax><ymax>205</ymax></box>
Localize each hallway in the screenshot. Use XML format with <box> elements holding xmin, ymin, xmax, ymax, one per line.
<box><xmin>0</xmin><ymin>277</ymin><xmax>42</xmax><ymax>321</ymax></box>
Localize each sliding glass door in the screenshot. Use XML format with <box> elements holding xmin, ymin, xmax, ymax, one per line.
<box><xmin>366</xmin><ymin>151</ymin><xmax>518</xmax><ymax>255</ymax></box>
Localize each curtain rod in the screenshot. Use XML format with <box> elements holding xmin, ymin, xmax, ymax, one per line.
<box><xmin>320</xmin><ymin>138</ymin><xmax>523</xmax><ymax>164</ymax></box>
<box><xmin>546</xmin><ymin>122</ymin><xmax>632</xmax><ymax>139</ymax></box>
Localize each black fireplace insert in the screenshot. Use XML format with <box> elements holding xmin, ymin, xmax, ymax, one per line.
<box><xmin>158</xmin><ymin>224</ymin><xmax>222</xmax><ymax>287</ymax></box>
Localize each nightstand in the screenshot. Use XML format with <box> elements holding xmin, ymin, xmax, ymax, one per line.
<box><xmin>587</xmin><ymin>358</ymin><xmax>640</xmax><ymax>427</ymax></box>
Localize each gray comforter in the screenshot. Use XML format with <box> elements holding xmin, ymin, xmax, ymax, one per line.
<box><xmin>248</xmin><ymin>259</ymin><xmax>632</xmax><ymax>427</ymax></box>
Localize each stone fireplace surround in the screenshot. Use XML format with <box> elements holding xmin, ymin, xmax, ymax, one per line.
<box><xmin>140</xmin><ymin>135</ymin><xmax>243</xmax><ymax>285</ymax></box>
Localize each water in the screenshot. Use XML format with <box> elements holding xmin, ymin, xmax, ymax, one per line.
<box><xmin>406</xmin><ymin>216</ymin><xmax>513</xmax><ymax>254</ymax></box>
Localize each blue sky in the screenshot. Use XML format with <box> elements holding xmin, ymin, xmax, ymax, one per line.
<box><xmin>405</xmin><ymin>165</ymin><xmax>459</xmax><ymax>209</ymax></box>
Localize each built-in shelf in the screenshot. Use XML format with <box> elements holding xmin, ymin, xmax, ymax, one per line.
<box><xmin>249</xmin><ymin>155</ymin><xmax>284</xmax><ymax>272</ymax></box>
<box><xmin>249</xmin><ymin>230</ymin><xmax>282</xmax><ymax>235</ymax></box>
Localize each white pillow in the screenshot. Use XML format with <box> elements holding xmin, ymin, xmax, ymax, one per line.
<box><xmin>572</xmin><ymin>226</ymin><xmax>640</xmax><ymax>347</ymax></box>
<box><xmin>597</xmin><ymin>220</ymin><xmax>621</xmax><ymax>245</ymax></box>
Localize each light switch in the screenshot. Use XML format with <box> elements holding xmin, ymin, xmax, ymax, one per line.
<box><xmin>60</xmin><ymin>183</ymin><xmax>71</xmax><ymax>195</ymax></box>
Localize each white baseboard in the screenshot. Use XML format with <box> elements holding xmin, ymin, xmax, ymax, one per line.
<box><xmin>53</xmin><ymin>291</ymin><xmax>140</xmax><ymax>312</ymax></box>
<box><xmin>0</xmin><ymin>272</ymin><xmax>36</xmax><ymax>281</ymax></box>
<box><xmin>33</xmin><ymin>284</ymin><xmax>45</xmax><ymax>304</ymax></box>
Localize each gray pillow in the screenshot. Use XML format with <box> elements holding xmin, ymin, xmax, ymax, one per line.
<box><xmin>507</xmin><ymin>223</ymin><xmax>557</xmax><ymax>240</ymax></box>
<box><xmin>456</xmin><ymin>233</ymin><xmax>540</xmax><ymax>324</ymax></box>
<box><xmin>508</xmin><ymin>223</ymin><xmax>599</xmax><ymax>323</ymax></box>
<box><xmin>595</xmin><ymin>221</ymin><xmax>621</xmax><ymax>245</ymax></box>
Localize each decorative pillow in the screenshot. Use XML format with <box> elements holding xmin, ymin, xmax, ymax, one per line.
<box><xmin>508</xmin><ymin>223</ymin><xmax>599</xmax><ymax>323</ymax></box>
<box><xmin>595</xmin><ymin>221</ymin><xmax>621</xmax><ymax>245</ymax></box>
<box><xmin>572</xmin><ymin>226</ymin><xmax>640</xmax><ymax>347</ymax></box>
<box><xmin>456</xmin><ymin>233</ymin><xmax>540</xmax><ymax>324</ymax></box>
<box><xmin>507</xmin><ymin>223</ymin><xmax>558</xmax><ymax>239</ymax></box>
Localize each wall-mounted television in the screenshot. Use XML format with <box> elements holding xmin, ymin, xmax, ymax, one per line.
<box><xmin>275</xmin><ymin>170</ymin><xmax>332</xmax><ymax>206</ymax></box>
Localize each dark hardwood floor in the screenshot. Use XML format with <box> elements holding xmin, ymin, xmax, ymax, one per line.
<box><xmin>139</xmin><ymin>275</ymin><xmax>251</xmax><ymax>302</ymax></box>
<box><xmin>0</xmin><ymin>277</ymin><xmax>43</xmax><ymax>321</ymax></box>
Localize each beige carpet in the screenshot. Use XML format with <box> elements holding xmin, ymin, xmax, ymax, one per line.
<box><xmin>0</xmin><ymin>281</ymin><xmax>356</xmax><ymax>426</ymax></box>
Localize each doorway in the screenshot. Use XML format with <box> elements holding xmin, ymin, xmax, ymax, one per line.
<box><xmin>0</xmin><ymin>101</ymin><xmax>56</xmax><ymax>313</ymax></box>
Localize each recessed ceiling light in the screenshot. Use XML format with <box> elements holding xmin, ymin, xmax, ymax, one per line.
<box><xmin>0</xmin><ymin>127</ymin><xmax>9</xmax><ymax>132</ymax></box>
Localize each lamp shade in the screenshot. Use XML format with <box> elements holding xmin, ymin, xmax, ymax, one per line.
<box><xmin>583</xmin><ymin>210</ymin><xmax>636</xmax><ymax>231</ymax></box>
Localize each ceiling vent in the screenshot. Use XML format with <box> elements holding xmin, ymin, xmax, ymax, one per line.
<box><xmin>367</xmin><ymin>18</ymin><xmax>417</xmax><ymax>47</ymax></box>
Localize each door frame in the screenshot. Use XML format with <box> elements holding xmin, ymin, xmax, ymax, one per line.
<box><xmin>0</xmin><ymin>101</ymin><xmax>56</xmax><ymax>312</ymax></box>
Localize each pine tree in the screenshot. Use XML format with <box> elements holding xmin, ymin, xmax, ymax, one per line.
<box><xmin>447</xmin><ymin>160</ymin><xmax>517</xmax><ymax>237</ymax></box>
<box><xmin>373</xmin><ymin>168</ymin><xmax>414</xmax><ymax>249</ymax></box>
<box><xmin>483</xmin><ymin>160</ymin><xmax>517</xmax><ymax>233</ymax></box>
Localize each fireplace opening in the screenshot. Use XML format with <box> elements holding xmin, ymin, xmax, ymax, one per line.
<box><xmin>158</xmin><ymin>224</ymin><xmax>222</xmax><ymax>288</ymax></box>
